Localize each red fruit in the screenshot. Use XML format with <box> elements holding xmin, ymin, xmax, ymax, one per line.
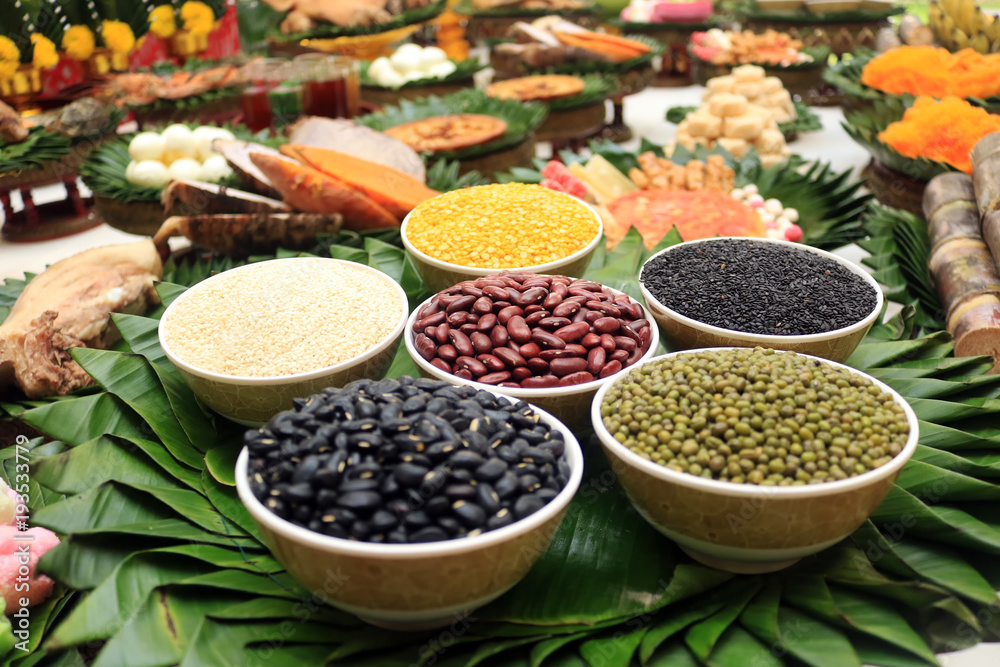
<box><xmin>784</xmin><ymin>224</ymin><xmax>804</xmax><ymax>242</ymax></box>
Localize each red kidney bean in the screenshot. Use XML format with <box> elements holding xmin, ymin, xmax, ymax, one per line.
<box><xmin>477</xmin><ymin>313</ymin><xmax>497</xmax><ymax>332</ymax></box>
<box><xmin>461</xmin><ymin>284</ymin><xmax>484</xmax><ymax>298</ymax></box>
<box><xmin>539</xmin><ymin>316</ymin><xmax>571</xmax><ymax>330</ymax></box>
<box><xmin>620</xmin><ymin>324</ymin><xmax>641</xmax><ymax>342</ymax></box>
<box><xmin>600</xmin><ymin>334</ymin><xmax>616</xmax><ymax>352</ymax></box>
<box><xmin>478</xmin><ymin>371</ymin><xmax>512</xmax><ymax>385</ymax></box>
<box><xmin>414</xmin><ymin>334</ymin><xmax>436</xmax><ymax>360</ymax></box>
<box><xmin>521</xmin><ymin>375</ymin><xmax>560</xmax><ymax>388</ymax></box>
<box><xmin>498</xmin><ymin>381</ymin><xmax>520</xmax><ymax>388</ymax></box>
<box><xmin>565</xmin><ymin>295</ymin><xmax>590</xmax><ymax>305</ymax></box>
<box><xmin>570</xmin><ymin>309</ymin><xmax>588</xmax><ymax>325</ymax></box>
<box><xmin>460</xmin><ymin>323</ymin><xmax>478</xmax><ymax>336</ymax></box>
<box><xmin>492</xmin><ymin>300</ymin><xmax>512</xmax><ymax>311</ymax></box>
<box><xmin>552</xmin><ymin>301</ymin><xmax>581</xmax><ymax>319</ymax></box>
<box><xmin>425</xmin><ymin>325</ymin><xmax>439</xmax><ymax>340</ymax></box>
<box><xmin>472</xmin><ymin>297</ymin><xmax>493</xmax><ymax>315</ymax></box>
<box><xmin>559</xmin><ymin>371</ymin><xmax>595</xmax><ymax>387</ymax></box>
<box><xmin>438</xmin><ymin>344</ymin><xmax>459</xmax><ymax>363</ymax></box>
<box><xmin>550</xmin><ymin>357</ymin><xmax>588</xmax><ymax>377</ymax></box>
<box><xmin>583</xmin><ymin>310</ymin><xmax>602</xmax><ymax>324</ymax></box>
<box><xmin>507</xmin><ymin>340</ymin><xmax>521</xmax><ymax>354</ymax></box>
<box><xmin>587</xmin><ymin>347</ymin><xmax>606</xmax><ymax>375</ymax></box>
<box><xmin>599</xmin><ymin>360</ymin><xmax>623</xmax><ymax>378</ymax></box>
<box><xmin>613</xmin><ymin>294</ymin><xmax>631</xmax><ymax>306</ymax></box>
<box><xmin>471</xmin><ymin>332</ymin><xmax>492</xmax><ymax>355</ymax></box>
<box><xmin>554</xmin><ymin>322</ymin><xmax>590</xmax><ymax>342</ymax></box>
<box><xmin>454</xmin><ymin>368</ymin><xmax>474</xmax><ymax>380</ymax></box>
<box><xmin>568</xmin><ymin>287</ymin><xmax>599</xmax><ymax>299</ymax></box>
<box><xmin>483</xmin><ymin>286</ymin><xmax>508</xmax><ymax>301</ymax></box>
<box><xmin>539</xmin><ymin>349</ymin><xmax>581</xmax><ymax>361</ymax></box>
<box><xmin>610</xmin><ymin>349</ymin><xmax>629</xmax><ymax>363</ymax></box>
<box><xmin>437</xmin><ymin>294</ymin><xmax>462</xmax><ymax>307</ymax></box>
<box><xmin>594</xmin><ymin>317</ymin><xmax>620</xmax><ymax>334</ymax></box>
<box><xmin>522</xmin><ymin>276</ymin><xmax>551</xmax><ymax>287</ymax></box>
<box><xmin>565</xmin><ymin>344</ymin><xmax>588</xmax><ymax>356</ymax></box>
<box><xmin>519</xmin><ymin>342</ymin><xmax>541</xmax><ymax>358</ymax></box>
<box><xmin>627</xmin><ymin>348</ymin><xmax>643</xmax><ymax>365</ymax></box>
<box><xmin>525</xmin><ymin>311</ymin><xmax>546</xmax><ymax>327</ymax></box>
<box><xmin>498</xmin><ymin>306</ymin><xmax>524</xmax><ymax>325</ymax></box>
<box><xmin>624</xmin><ymin>302</ymin><xmax>644</xmax><ymax>320</ymax></box>
<box><xmin>586</xmin><ymin>301</ymin><xmax>622</xmax><ymax>317</ymax></box>
<box><xmin>572</xmin><ymin>280</ymin><xmax>604</xmax><ymax>291</ymax></box>
<box><xmin>531</xmin><ymin>331</ymin><xmax>566</xmax><ymax>349</ymax></box>
<box><xmin>516</xmin><ymin>287</ymin><xmax>547</xmax><ymax>307</ymax></box>
<box><xmin>435</xmin><ymin>323</ymin><xmax>451</xmax><ymax>345</ymax></box>
<box><xmin>446</xmin><ymin>295</ymin><xmax>476</xmax><ymax>314</ymax></box>
<box><xmin>543</xmin><ymin>292</ymin><xmax>563</xmax><ymax>309</ymax></box>
<box><xmin>416</xmin><ymin>300</ymin><xmax>441</xmax><ymax>319</ymax></box>
<box><xmin>456</xmin><ymin>356</ymin><xmax>488</xmax><ymax>377</ymax></box>
<box><xmin>494</xmin><ymin>348</ymin><xmax>527</xmax><ymax>368</ymax></box>
<box><xmin>478</xmin><ymin>278</ymin><xmax>505</xmax><ymax>288</ymax></box>
<box><xmin>447</xmin><ymin>311</ymin><xmax>469</xmax><ymax>327</ymax></box>
<box><xmin>414</xmin><ymin>311</ymin><xmax>446</xmax><ymax>331</ymax></box>
<box><xmin>430</xmin><ymin>358</ymin><xmax>452</xmax><ymax>373</ymax></box>
<box><xmin>478</xmin><ymin>354</ymin><xmax>505</xmax><ymax>373</ymax></box>
<box><xmin>490</xmin><ymin>325</ymin><xmax>509</xmax><ymax>347</ymax></box>
<box><xmin>507</xmin><ymin>316</ymin><xmax>532</xmax><ymax>343</ymax></box>
<box><xmin>505</xmin><ymin>287</ymin><xmax>521</xmax><ymax>302</ymax></box>
<box><xmin>449</xmin><ymin>330</ymin><xmax>475</xmax><ymax>357</ymax></box>
<box><xmin>512</xmin><ymin>367</ymin><xmax>533</xmax><ymax>381</ymax></box>
<box><xmin>630</xmin><ymin>319</ymin><xmax>649</xmax><ymax>331</ymax></box>
<box><xmin>614</xmin><ymin>336</ymin><xmax>637</xmax><ymax>353</ymax></box>
<box><xmin>601</xmin><ymin>287</ymin><xmax>616</xmax><ymax>300</ymax></box>
<box><xmin>551</xmin><ymin>282</ymin><xmax>569</xmax><ymax>297</ymax></box>
<box><xmin>581</xmin><ymin>333</ymin><xmax>601</xmax><ymax>348</ymax></box>
<box><xmin>639</xmin><ymin>327</ymin><xmax>652</xmax><ymax>350</ymax></box>
<box><xmin>526</xmin><ymin>358</ymin><xmax>549</xmax><ymax>374</ymax></box>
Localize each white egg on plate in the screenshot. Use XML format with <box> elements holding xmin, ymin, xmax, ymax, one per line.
<box><xmin>129</xmin><ymin>160</ymin><xmax>170</xmax><ymax>189</ymax></box>
<box><xmin>161</xmin><ymin>124</ymin><xmax>198</xmax><ymax>160</ymax></box>
<box><xmin>368</xmin><ymin>57</ymin><xmax>393</xmax><ymax>80</ymax></box>
<box><xmin>378</xmin><ymin>69</ymin><xmax>407</xmax><ymax>88</ymax></box>
<box><xmin>200</xmin><ymin>155</ymin><xmax>233</xmax><ymax>183</ymax></box>
<box><xmin>128</xmin><ymin>132</ymin><xmax>165</xmax><ymax>162</ymax></box>
<box><xmin>427</xmin><ymin>61</ymin><xmax>457</xmax><ymax>79</ymax></box>
<box><xmin>125</xmin><ymin>160</ymin><xmax>139</xmax><ymax>183</ymax></box>
<box><xmin>167</xmin><ymin>158</ymin><xmax>203</xmax><ymax>182</ymax></box>
<box><xmin>390</xmin><ymin>44</ymin><xmax>423</xmax><ymax>74</ymax></box>
<box><xmin>418</xmin><ymin>46</ymin><xmax>448</xmax><ymax>68</ymax></box>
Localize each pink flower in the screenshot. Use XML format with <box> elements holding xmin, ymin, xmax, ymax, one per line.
<box><xmin>0</xmin><ymin>526</ymin><xmax>60</xmax><ymax>610</ymax></box>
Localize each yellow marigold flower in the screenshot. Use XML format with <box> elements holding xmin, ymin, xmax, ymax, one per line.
<box><xmin>102</xmin><ymin>20</ymin><xmax>136</xmax><ymax>55</ymax></box>
<box><xmin>62</xmin><ymin>25</ymin><xmax>96</xmax><ymax>61</ymax></box>
<box><xmin>30</xmin><ymin>34</ymin><xmax>59</xmax><ymax>70</ymax></box>
<box><xmin>150</xmin><ymin>5</ymin><xmax>178</xmax><ymax>39</ymax></box>
<box><xmin>0</xmin><ymin>36</ymin><xmax>20</xmax><ymax>81</ymax></box>
<box><xmin>181</xmin><ymin>1</ymin><xmax>216</xmax><ymax>36</ymax></box>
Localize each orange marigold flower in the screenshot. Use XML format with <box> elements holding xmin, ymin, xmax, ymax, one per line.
<box><xmin>878</xmin><ymin>96</ymin><xmax>1000</xmax><ymax>174</ymax></box>
<box><xmin>862</xmin><ymin>46</ymin><xmax>1000</xmax><ymax>100</ymax></box>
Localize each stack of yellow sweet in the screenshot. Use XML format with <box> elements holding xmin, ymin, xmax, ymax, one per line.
<box><xmin>704</xmin><ymin>65</ymin><xmax>796</xmax><ymax>125</ymax></box>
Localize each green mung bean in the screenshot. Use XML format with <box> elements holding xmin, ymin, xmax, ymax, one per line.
<box><xmin>600</xmin><ymin>348</ymin><xmax>910</xmax><ymax>486</ymax></box>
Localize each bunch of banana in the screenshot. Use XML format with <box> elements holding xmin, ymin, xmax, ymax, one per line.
<box><xmin>930</xmin><ymin>0</ymin><xmax>1000</xmax><ymax>53</ymax></box>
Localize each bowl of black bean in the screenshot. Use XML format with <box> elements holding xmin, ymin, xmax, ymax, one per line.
<box><xmin>403</xmin><ymin>273</ymin><xmax>660</xmax><ymax>427</ymax></box>
<box><xmin>236</xmin><ymin>376</ymin><xmax>583</xmax><ymax>631</ymax></box>
<box><xmin>638</xmin><ymin>238</ymin><xmax>884</xmax><ymax>363</ymax></box>
<box><xmin>592</xmin><ymin>347</ymin><xmax>918</xmax><ymax>574</ymax></box>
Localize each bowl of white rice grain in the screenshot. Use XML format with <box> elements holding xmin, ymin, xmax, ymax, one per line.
<box><xmin>158</xmin><ymin>258</ymin><xmax>409</xmax><ymax>426</ymax></box>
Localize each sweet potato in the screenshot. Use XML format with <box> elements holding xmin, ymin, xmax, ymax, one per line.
<box><xmin>249</xmin><ymin>152</ymin><xmax>398</xmax><ymax>230</ymax></box>
<box><xmin>554</xmin><ymin>31</ymin><xmax>650</xmax><ymax>62</ymax></box>
<box><xmin>286</xmin><ymin>145</ymin><xmax>440</xmax><ymax>221</ymax></box>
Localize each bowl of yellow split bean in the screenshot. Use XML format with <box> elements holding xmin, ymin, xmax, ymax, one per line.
<box><xmin>401</xmin><ymin>183</ymin><xmax>603</xmax><ymax>293</ymax></box>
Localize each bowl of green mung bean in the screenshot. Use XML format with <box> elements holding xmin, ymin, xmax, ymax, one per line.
<box><xmin>591</xmin><ymin>347</ymin><xmax>918</xmax><ymax>574</ymax></box>
<box><xmin>401</xmin><ymin>184</ymin><xmax>604</xmax><ymax>293</ymax></box>
<box><xmin>159</xmin><ymin>258</ymin><xmax>409</xmax><ymax>426</ymax></box>
<box><xmin>638</xmin><ymin>237</ymin><xmax>884</xmax><ymax>363</ymax></box>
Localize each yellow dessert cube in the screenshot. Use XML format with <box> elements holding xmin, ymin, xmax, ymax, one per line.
<box><xmin>684</xmin><ymin>111</ymin><xmax>723</xmax><ymax>139</ymax></box>
<box><xmin>762</xmin><ymin>76</ymin><xmax>784</xmax><ymax>94</ymax></box>
<box><xmin>706</xmin><ymin>75</ymin><xmax>736</xmax><ymax>95</ymax></box>
<box><xmin>723</xmin><ymin>113</ymin><xmax>765</xmax><ymax>140</ymax></box>
<box><xmin>732</xmin><ymin>64</ymin><xmax>766</xmax><ymax>83</ymax></box>
<box><xmin>716</xmin><ymin>137</ymin><xmax>748</xmax><ymax>158</ymax></box>
<box><xmin>757</xmin><ymin>128</ymin><xmax>786</xmax><ymax>155</ymax></box>
<box><xmin>708</xmin><ymin>93</ymin><xmax>748</xmax><ymax>118</ymax></box>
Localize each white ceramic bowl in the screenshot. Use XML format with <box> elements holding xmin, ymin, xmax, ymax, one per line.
<box><xmin>400</xmin><ymin>189</ymin><xmax>604</xmax><ymax>293</ymax></box>
<box><xmin>403</xmin><ymin>285</ymin><xmax>660</xmax><ymax>428</ymax></box>
<box><xmin>235</xmin><ymin>394</ymin><xmax>584</xmax><ymax>630</ymax></box>
<box><xmin>638</xmin><ymin>237</ymin><xmax>884</xmax><ymax>363</ymax></box>
<box><xmin>159</xmin><ymin>258</ymin><xmax>409</xmax><ymax>426</ymax></box>
<box><xmin>591</xmin><ymin>347</ymin><xmax>919</xmax><ymax>574</ymax></box>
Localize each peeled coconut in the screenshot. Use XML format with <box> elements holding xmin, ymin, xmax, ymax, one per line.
<box><xmin>200</xmin><ymin>155</ymin><xmax>233</xmax><ymax>182</ymax></box>
<box><xmin>161</xmin><ymin>124</ymin><xmax>198</xmax><ymax>162</ymax></box>
<box><xmin>129</xmin><ymin>160</ymin><xmax>170</xmax><ymax>189</ymax></box>
<box><xmin>128</xmin><ymin>132</ymin><xmax>165</xmax><ymax>162</ymax></box>
<box><xmin>167</xmin><ymin>158</ymin><xmax>203</xmax><ymax>182</ymax></box>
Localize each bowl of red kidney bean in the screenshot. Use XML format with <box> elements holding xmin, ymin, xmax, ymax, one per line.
<box><xmin>404</xmin><ymin>273</ymin><xmax>660</xmax><ymax>427</ymax></box>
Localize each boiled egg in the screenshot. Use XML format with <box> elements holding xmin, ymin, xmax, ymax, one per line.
<box><xmin>161</xmin><ymin>124</ymin><xmax>198</xmax><ymax>161</ymax></box>
<box><xmin>427</xmin><ymin>61</ymin><xmax>457</xmax><ymax>79</ymax></box>
<box><xmin>390</xmin><ymin>43</ymin><xmax>423</xmax><ymax>74</ymax></box>
<box><xmin>129</xmin><ymin>160</ymin><xmax>170</xmax><ymax>189</ymax></box>
<box><xmin>128</xmin><ymin>132</ymin><xmax>165</xmax><ymax>162</ymax></box>
<box><xmin>167</xmin><ymin>158</ymin><xmax>203</xmax><ymax>181</ymax></box>
<box><xmin>417</xmin><ymin>46</ymin><xmax>449</xmax><ymax>69</ymax></box>
<box><xmin>200</xmin><ymin>155</ymin><xmax>233</xmax><ymax>183</ymax></box>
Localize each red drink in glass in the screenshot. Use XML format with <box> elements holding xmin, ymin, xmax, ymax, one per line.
<box><xmin>242</xmin><ymin>86</ymin><xmax>274</xmax><ymax>132</ymax></box>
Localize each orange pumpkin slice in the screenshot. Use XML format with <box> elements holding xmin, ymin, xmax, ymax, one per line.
<box><xmin>383</xmin><ymin>114</ymin><xmax>508</xmax><ymax>153</ymax></box>
<box><xmin>486</xmin><ymin>75</ymin><xmax>586</xmax><ymax>102</ymax></box>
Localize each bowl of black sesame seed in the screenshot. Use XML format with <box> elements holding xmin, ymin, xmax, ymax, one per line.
<box><xmin>236</xmin><ymin>376</ymin><xmax>584</xmax><ymax>631</ymax></box>
<box><xmin>638</xmin><ymin>238</ymin><xmax>884</xmax><ymax>363</ymax></box>
<box><xmin>158</xmin><ymin>258</ymin><xmax>409</xmax><ymax>426</ymax></box>
<box><xmin>591</xmin><ymin>347</ymin><xmax>918</xmax><ymax>575</ymax></box>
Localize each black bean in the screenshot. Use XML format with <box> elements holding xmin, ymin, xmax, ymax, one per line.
<box><xmin>449</xmin><ymin>468</ymin><xmax>474</xmax><ymax>484</ymax></box>
<box><xmin>425</xmin><ymin>496</ymin><xmax>451</xmax><ymax>517</ymax></box>
<box><xmin>475</xmin><ymin>458</ymin><xmax>508</xmax><ymax>481</ymax></box>
<box><xmin>403</xmin><ymin>511</ymin><xmax>432</xmax><ymax>529</ymax></box>
<box><xmin>487</xmin><ymin>508</ymin><xmax>515</xmax><ymax>530</ymax></box>
<box><xmin>393</xmin><ymin>463</ymin><xmax>428</xmax><ymax>487</ymax></box>
<box><xmin>371</xmin><ymin>510</ymin><xmax>398</xmax><ymax>532</ymax></box>
<box><xmin>336</xmin><ymin>491</ymin><xmax>380</xmax><ymax>512</ymax></box>
<box><xmin>453</xmin><ymin>501</ymin><xmax>487</xmax><ymax>528</ymax></box>
<box><xmin>437</xmin><ymin>517</ymin><xmax>463</xmax><ymax>536</ymax></box>
<box><xmin>338</xmin><ymin>479</ymin><xmax>379</xmax><ymax>493</ymax></box>
<box><xmin>411</xmin><ymin>526</ymin><xmax>450</xmax><ymax>543</ymax></box>
<box><xmin>450</xmin><ymin>450</ymin><xmax>486</xmax><ymax>469</ymax></box>
<box><xmin>495</xmin><ymin>473</ymin><xmax>520</xmax><ymax>500</ymax></box>
<box><xmin>514</xmin><ymin>494</ymin><xmax>546</xmax><ymax>519</ymax></box>
<box><xmin>475</xmin><ymin>483</ymin><xmax>501</xmax><ymax>514</ymax></box>
<box><xmin>445</xmin><ymin>485</ymin><xmax>477</xmax><ymax>501</ymax></box>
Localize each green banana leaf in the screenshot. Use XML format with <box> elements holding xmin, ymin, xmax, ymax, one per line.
<box><xmin>6</xmin><ymin>143</ymin><xmax>1000</xmax><ymax>666</ymax></box>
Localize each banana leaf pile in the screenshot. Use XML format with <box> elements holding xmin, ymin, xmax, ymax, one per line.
<box><xmin>0</xmin><ymin>129</ymin><xmax>72</xmax><ymax>175</ymax></box>
<box><xmin>4</xmin><ymin>146</ymin><xmax>1000</xmax><ymax>665</ymax></box>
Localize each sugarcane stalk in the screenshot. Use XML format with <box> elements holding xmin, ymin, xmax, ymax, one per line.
<box><xmin>928</xmin><ymin>199</ymin><xmax>982</xmax><ymax>251</ymax></box>
<box><xmin>947</xmin><ymin>293</ymin><xmax>1000</xmax><ymax>372</ymax></box>
<box><xmin>929</xmin><ymin>237</ymin><xmax>1000</xmax><ymax>308</ymax></box>
<box><xmin>923</xmin><ymin>172</ymin><xmax>976</xmax><ymax>220</ymax></box>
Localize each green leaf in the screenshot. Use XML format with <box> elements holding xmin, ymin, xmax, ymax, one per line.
<box><xmin>579</xmin><ymin>626</ymin><xmax>647</xmax><ymax>667</ymax></box>
<box><xmin>895</xmin><ymin>459</ymin><xmax>1000</xmax><ymax>502</ymax></box>
<box><xmin>685</xmin><ymin>581</ymin><xmax>761</xmax><ymax>659</ymax></box>
<box><xmin>204</xmin><ymin>437</ymin><xmax>241</xmax><ymax>487</ymax></box>
<box><xmin>201</xmin><ymin>470</ymin><xmax>263</xmax><ymax>542</ymax></box>
<box><xmin>641</xmin><ymin>601</ymin><xmax>725</xmax><ymax>664</ymax></box>
<box><xmin>529</xmin><ymin>632</ymin><xmax>589</xmax><ymax>667</ymax></box>
<box><xmin>179</xmin><ymin>618</ymin><xmax>343</xmax><ymax>667</ymax></box>
<box><xmin>705</xmin><ymin>626</ymin><xmax>782</xmax><ymax>667</ymax></box>
<box><xmin>19</xmin><ymin>393</ymin><xmax>148</xmax><ymax>445</ymax></box>
<box><xmin>647</xmin><ymin>641</ymin><xmax>700</xmax><ymax>667</ymax></box>
<box><xmin>31</xmin><ymin>435</ymin><xmax>178</xmax><ymax>494</ymax></box>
